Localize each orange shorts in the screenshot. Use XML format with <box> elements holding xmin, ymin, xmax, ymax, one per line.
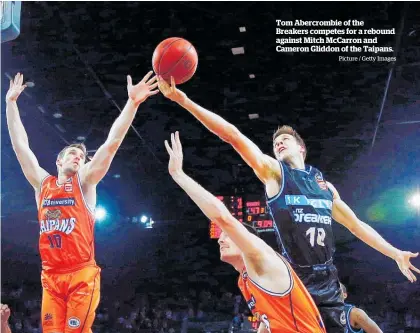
<box><xmin>41</xmin><ymin>265</ymin><xmax>101</xmax><ymax>333</ymax></box>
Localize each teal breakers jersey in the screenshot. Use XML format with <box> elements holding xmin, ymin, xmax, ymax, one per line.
<box><xmin>344</xmin><ymin>304</ymin><xmax>364</xmax><ymax>333</ymax></box>
<box><xmin>266</xmin><ymin>161</ymin><xmax>335</xmax><ymax>267</ymax></box>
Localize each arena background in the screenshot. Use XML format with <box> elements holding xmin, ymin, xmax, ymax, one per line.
<box><xmin>2</xmin><ymin>2</ymin><xmax>420</xmax><ymax>332</ymax></box>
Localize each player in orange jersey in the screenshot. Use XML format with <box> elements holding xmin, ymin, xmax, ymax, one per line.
<box><xmin>5</xmin><ymin>72</ymin><xmax>159</xmax><ymax>333</ymax></box>
<box><xmin>165</xmin><ymin>132</ymin><xmax>326</xmax><ymax>333</ymax></box>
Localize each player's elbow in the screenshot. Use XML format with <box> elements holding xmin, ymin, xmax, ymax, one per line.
<box><xmin>222</xmin><ymin>125</ymin><xmax>241</xmax><ymax>144</ymax></box>
<box><xmin>349</xmin><ymin>219</ymin><xmax>365</xmax><ymax>237</ymax></box>
<box><xmin>104</xmin><ymin>138</ymin><xmax>122</xmax><ymax>154</ymax></box>
<box><xmin>211</xmin><ymin>206</ymin><xmax>233</xmax><ymax>228</ymax></box>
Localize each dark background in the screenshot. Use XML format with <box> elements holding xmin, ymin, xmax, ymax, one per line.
<box><xmin>2</xmin><ymin>2</ymin><xmax>420</xmax><ymax>332</ymax></box>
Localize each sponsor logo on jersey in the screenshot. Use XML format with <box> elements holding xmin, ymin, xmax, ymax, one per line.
<box><xmin>293</xmin><ymin>212</ymin><xmax>332</xmax><ymax>225</ymax></box>
<box><xmin>42</xmin><ymin>197</ymin><xmax>75</xmax><ymax>207</ymax></box>
<box><xmin>315</xmin><ymin>173</ymin><xmax>328</xmax><ymax>190</ymax></box>
<box><xmin>44</xmin><ymin>313</ymin><xmax>53</xmax><ymax>325</ymax></box>
<box><xmin>45</xmin><ymin>209</ymin><xmax>62</xmax><ymax>220</ymax></box>
<box><xmin>285</xmin><ymin>195</ymin><xmax>332</xmax><ymax>210</ymax></box>
<box><xmin>247</xmin><ymin>295</ymin><xmax>256</xmax><ymax>311</ymax></box>
<box><xmin>64</xmin><ymin>183</ymin><xmax>73</xmax><ymax>192</ymax></box>
<box><xmin>242</xmin><ymin>271</ymin><xmax>248</xmax><ymax>279</ymax></box>
<box><xmin>68</xmin><ymin>317</ymin><xmax>81</xmax><ymax>329</ymax></box>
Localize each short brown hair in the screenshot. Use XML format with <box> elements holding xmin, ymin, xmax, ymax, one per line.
<box><xmin>272</xmin><ymin>125</ymin><xmax>307</xmax><ymax>160</ymax></box>
<box><xmin>57</xmin><ymin>143</ymin><xmax>88</xmax><ymax>161</ymax></box>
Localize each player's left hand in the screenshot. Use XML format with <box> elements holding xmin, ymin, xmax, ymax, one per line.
<box><xmin>127</xmin><ymin>71</ymin><xmax>159</xmax><ymax>105</ymax></box>
<box><xmin>165</xmin><ymin>131</ymin><xmax>184</xmax><ymax>177</ymax></box>
<box><xmin>0</xmin><ymin>304</ymin><xmax>11</xmax><ymax>325</ymax></box>
<box><xmin>394</xmin><ymin>251</ymin><xmax>420</xmax><ymax>282</ymax></box>
<box><xmin>157</xmin><ymin>76</ymin><xmax>187</xmax><ymax>104</ymax></box>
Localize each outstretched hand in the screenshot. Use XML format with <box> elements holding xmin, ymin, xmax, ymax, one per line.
<box><xmin>127</xmin><ymin>71</ymin><xmax>159</xmax><ymax>105</ymax></box>
<box><xmin>6</xmin><ymin>73</ymin><xmax>27</xmax><ymax>102</ymax></box>
<box><xmin>164</xmin><ymin>131</ymin><xmax>184</xmax><ymax>177</ymax></box>
<box><xmin>0</xmin><ymin>304</ymin><xmax>11</xmax><ymax>325</ymax></box>
<box><xmin>394</xmin><ymin>251</ymin><xmax>420</xmax><ymax>282</ymax></box>
<box><xmin>157</xmin><ymin>76</ymin><xmax>187</xmax><ymax>104</ymax></box>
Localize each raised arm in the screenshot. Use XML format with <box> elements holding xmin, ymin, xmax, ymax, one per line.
<box><xmin>158</xmin><ymin>77</ymin><xmax>280</xmax><ymax>183</ymax></box>
<box><xmin>328</xmin><ymin>182</ymin><xmax>420</xmax><ymax>282</ymax></box>
<box><xmin>351</xmin><ymin>308</ymin><xmax>383</xmax><ymax>333</ymax></box>
<box><xmin>5</xmin><ymin>73</ymin><xmax>49</xmax><ymax>190</ymax></box>
<box><xmin>165</xmin><ymin>132</ymin><xmax>271</xmax><ymax>261</ymax></box>
<box><xmin>81</xmin><ymin>72</ymin><xmax>158</xmax><ymax>185</ymax></box>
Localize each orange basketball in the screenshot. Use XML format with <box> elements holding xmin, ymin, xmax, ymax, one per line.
<box><xmin>152</xmin><ymin>37</ymin><xmax>198</xmax><ymax>85</ymax></box>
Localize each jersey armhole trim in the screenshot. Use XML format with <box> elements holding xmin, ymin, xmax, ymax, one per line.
<box><xmin>247</xmin><ymin>254</ymin><xmax>294</xmax><ymax>297</ymax></box>
<box><xmin>37</xmin><ymin>174</ymin><xmax>51</xmax><ymax>207</ymax></box>
<box><xmin>347</xmin><ymin>306</ymin><xmax>363</xmax><ymax>333</ymax></box>
<box><xmin>76</xmin><ymin>172</ymin><xmax>96</xmax><ymax>216</ymax></box>
<box><xmin>266</xmin><ymin>161</ymin><xmax>285</xmax><ymax>204</ymax></box>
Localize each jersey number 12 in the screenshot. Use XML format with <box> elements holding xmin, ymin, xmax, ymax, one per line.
<box><xmin>306</xmin><ymin>227</ymin><xmax>325</xmax><ymax>247</ymax></box>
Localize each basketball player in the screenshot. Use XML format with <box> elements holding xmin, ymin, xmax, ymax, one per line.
<box><xmin>158</xmin><ymin>77</ymin><xmax>420</xmax><ymax>333</ymax></box>
<box><xmin>1</xmin><ymin>304</ymin><xmax>12</xmax><ymax>333</ymax></box>
<box><xmin>165</xmin><ymin>131</ymin><xmax>326</xmax><ymax>333</ymax></box>
<box><xmin>5</xmin><ymin>72</ymin><xmax>159</xmax><ymax>333</ymax></box>
<box><xmin>340</xmin><ymin>284</ymin><xmax>382</xmax><ymax>333</ymax></box>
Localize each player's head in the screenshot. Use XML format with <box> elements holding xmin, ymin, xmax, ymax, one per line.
<box><xmin>218</xmin><ymin>223</ymin><xmax>259</xmax><ymax>266</ymax></box>
<box><xmin>340</xmin><ymin>282</ymin><xmax>348</xmax><ymax>300</ymax></box>
<box><xmin>56</xmin><ymin>143</ymin><xmax>88</xmax><ymax>175</ymax></box>
<box><xmin>272</xmin><ymin>125</ymin><xmax>307</xmax><ymax>162</ymax></box>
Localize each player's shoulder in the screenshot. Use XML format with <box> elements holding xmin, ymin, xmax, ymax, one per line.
<box><xmin>39</xmin><ymin>174</ymin><xmax>55</xmax><ymax>187</ymax></box>
<box><xmin>308</xmin><ymin>164</ymin><xmax>324</xmax><ymax>175</ymax></box>
<box><xmin>265</xmin><ymin>155</ymin><xmax>282</xmax><ymax>174</ymax></box>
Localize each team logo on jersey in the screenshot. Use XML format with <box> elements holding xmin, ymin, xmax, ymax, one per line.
<box><xmin>242</xmin><ymin>271</ymin><xmax>248</xmax><ymax>279</ymax></box>
<box><xmin>247</xmin><ymin>295</ymin><xmax>256</xmax><ymax>311</ymax></box>
<box><xmin>315</xmin><ymin>173</ymin><xmax>328</xmax><ymax>190</ymax></box>
<box><xmin>42</xmin><ymin>197</ymin><xmax>75</xmax><ymax>207</ymax></box>
<box><xmin>68</xmin><ymin>317</ymin><xmax>81</xmax><ymax>329</ymax></box>
<box><xmin>45</xmin><ymin>209</ymin><xmax>62</xmax><ymax>220</ymax></box>
<box><xmin>340</xmin><ymin>311</ymin><xmax>347</xmax><ymax>325</ymax></box>
<box><xmin>64</xmin><ymin>183</ymin><xmax>73</xmax><ymax>192</ymax></box>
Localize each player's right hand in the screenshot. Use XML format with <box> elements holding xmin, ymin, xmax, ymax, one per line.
<box><xmin>0</xmin><ymin>304</ymin><xmax>11</xmax><ymax>324</ymax></box>
<box><xmin>157</xmin><ymin>76</ymin><xmax>187</xmax><ymax>104</ymax></box>
<box><xmin>164</xmin><ymin>131</ymin><xmax>184</xmax><ymax>177</ymax></box>
<box><xmin>6</xmin><ymin>73</ymin><xmax>27</xmax><ymax>103</ymax></box>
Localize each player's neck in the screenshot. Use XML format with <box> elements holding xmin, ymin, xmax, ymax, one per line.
<box><xmin>285</xmin><ymin>156</ymin><xmax>305</xmax><ymax>170</ymax></box>
<box><xmin>231</xmin><ymin>258</ymin><xmax>245</xmax><ymax>273</ymax></box>
<box><xmin>57</xmin><ymin>171</ymin><xmax>73</xmax><ymax>184</ymax></box>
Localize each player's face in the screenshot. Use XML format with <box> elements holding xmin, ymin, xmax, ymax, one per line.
<box><xmin>218</xmin><ymin>232</ymin><xmax>241</xmax><ymax>263</ymax></box>
<box><xmin>57</xmin><ymin>147</ymin><xmax>86</xmax><ymax>175</ymax></box>
<box><xmin>273</xmin><ymin>134</ymin><xmax>303</xmax><ymax>161</ymax></box>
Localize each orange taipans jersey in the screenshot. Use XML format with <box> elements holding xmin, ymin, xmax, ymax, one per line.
<box><xmin>238</xmin><ymin>256</ymin><xmax>326</xmax><ymax>333</ymax></box>
<box><xmin>38</xmin><ymin>173</ymin><xmax>96</xmax><ymax>273</ymax></box>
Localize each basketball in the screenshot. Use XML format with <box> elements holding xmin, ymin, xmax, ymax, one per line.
<box><xmin>152</xmin><ymin>37</ymin><xmax>198</xmax><ymax>85</ymax></box>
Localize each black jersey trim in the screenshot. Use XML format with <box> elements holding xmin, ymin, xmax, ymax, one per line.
<box><xmin>246</xmin><ymin>254</ymin><xmax>294</xmax><ymax>296</ymax></box>
<box><xmin>76</xmin><ymin>172</ymin><xmax>96</xmax><ymax>216</ymax></box>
